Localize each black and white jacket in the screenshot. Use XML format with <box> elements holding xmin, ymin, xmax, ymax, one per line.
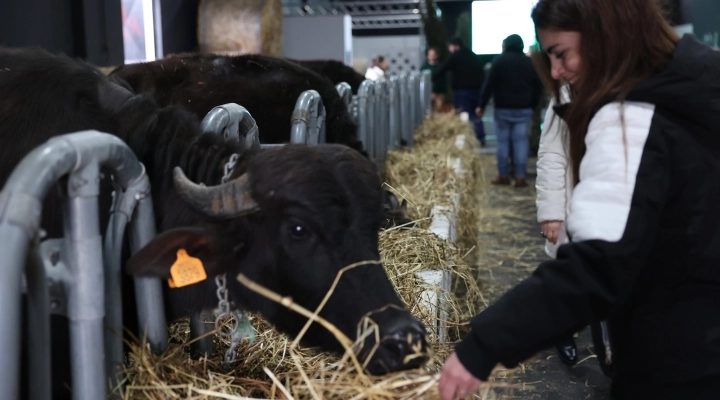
<box><xmin>457</xmin><ymin>35</ymin><xmax>720</xmax><ymax>396</ymax></box>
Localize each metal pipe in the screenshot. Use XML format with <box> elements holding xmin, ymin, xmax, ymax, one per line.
<box><xmin>421</xmin><ymin>70</ymin><xmax>432</xmax><ymax>116</ymax></box>
<box><xmin>388</xmin><ymin>77</ymin><xmax>400</xmax><ymax>150</ymax></box>
<box><xmin>0</xmin><ymin>130</ymin><xmax>144</xmax><ymax>398</ymax></box>
<box><xmin>129</xmin><ymin>193</ymin><xmax>168</xmax><ymax>354</ymax></box>
<box><xmin>200</xmin><ymin>103</ymin><xmax>260</xmax><ymax>150</ymax></box>
<box><xmin>189</xmin><ymin>310</ymin><xmax>215</xmax><ymax>358</ymax></box>
<box><xmin>291</xmin><ymin>90</ymin><xmax>324</xmax><ymax>145</ymax></box>
<box><xmin>64</xmin><ymin>162</ymin><xmax>106</xmax><ymax>400</ymax></box>
<box><xmin>26</xmin><ymin>244</ymin><xmax>50</xmax><ymax>400</ymax></box>
<box><xmin>397</xmin><ymin>73</ymin><xmax>409</xmax><ymax>147</ymax></box>
<box><xmin>103</xmin><ymin>205</ymin><xmax>128</xmax><ymax>394</ymax></box>
<box><xmin>373</xmin><ymin>78</ymin><xmax>387</xmax><ymax>161</ymax></box>
<box><xmin>357</xmin><ymin>80</ymin><xmax>375</xmax><ymax>159</ymax></box>
<box><xmin>335</xmin><ymin>82</ymin><xmax>352</xmax><ymax>112</ymax></box>
<box><xmin>415</xmin><ymin>71</ymin><xmax>426</xmax><ymax>125</ymax></box>
<box><xmin>407</xmin><ymin>72</ymin><xmax>418</xmax><ymax>136</ymax></box>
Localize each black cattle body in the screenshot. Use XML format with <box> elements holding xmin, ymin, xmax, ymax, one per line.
<box><xmin>109</xmin><ymin>53</ymin><xmax>366</xmax><ymax>155</ymax></box>
<box><xmin>0</xmin><ymin>47</ymin><xmax>428</xmax><ymax>399</ymax></box>
<box><xmin>287</xmin><ymin>58</ymin><xmax>366</xmax><ymax>95</ymax></box>
<box><xmin>110</xmin><ymin>54</ymin><xmax>412</xmax><ymax>229</ymax></box>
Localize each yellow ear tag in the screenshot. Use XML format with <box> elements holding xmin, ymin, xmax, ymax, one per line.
<box><xmin>167</xmin><ymin>249</ymin><xmax>207</xmax><ymax>288</ymax></box>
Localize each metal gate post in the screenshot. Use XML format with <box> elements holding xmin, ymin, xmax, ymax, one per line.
<box><xmin>291</xmin><ymin>90</ymin><xmax>325</xmax><ymax>145</ymax></box>
<box><xmin>421</xmin><ymin>70</ymin><xmax>432</xmax><ymax>116</ymax></box>
<box><xmin>388</xmin><ymin>77</ymin><xmax>400</xmax><ymax>151</ymax></box>
<box><xmin>0</xmin><ymin>130</ymin><xmax>158</xmax><ymax>399</ymax></box>
<box><xmin>398</xmin><ymin>73</ymin><xmax>412</xmax><ymax>147</ymax></box>
<box><xmin>407</xmin><ymin>72</ymin><xmax>419</xmax><ymax>134</ymax></box>
<box><xmin>64</xmin><ymin>161</ymin><xmax>107</xmax><ymax>400</ymax></box>
<box><xmin>357</xmin><ymin>80</ymin><xmax>376</xmax><ymax>159</ymax></box>
<box><xmin>374</xmin><ymin>78</ymin><xmax>387</xmax><ymax>161</ymax></box>
<box><xmin>335</xmin><ymin>82</ymin><xmax>352</xmax><ymax>115</ymax></box>
<box><xmin>25</xmin><ymin>244</ymin><xmax>50</xmax><ymax>400</ymax></box>
<box><xmin>200</xmin><ymin>103</ymin><xmax>261</xmax><ymax>151</ymax></box>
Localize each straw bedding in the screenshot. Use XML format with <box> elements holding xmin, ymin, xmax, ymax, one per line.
<box><xmin>384</xmin><ymin>113</ymin><xmax>481</xmax><ymax>251</ymax></box>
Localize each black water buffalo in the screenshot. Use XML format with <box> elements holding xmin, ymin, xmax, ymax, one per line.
<box><xmin>109</xmin><ymin>53</ymin><xmax>364</xmax><ymax>154</ymax></box>
<box><xmin>0</xmin><ymin>47</ymin><xmax>427</xmax><ymax>398</ymax></box>
<box><xmin>288</xmin><ymin>58</ymin><xmax>366</xmax><ymax>94</ymax></box>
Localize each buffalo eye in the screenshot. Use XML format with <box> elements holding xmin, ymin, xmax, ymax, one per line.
<box><xmin>289</xmin><ymin>224</ymin><xmax>309</xmax><ymax>239</ymax></box>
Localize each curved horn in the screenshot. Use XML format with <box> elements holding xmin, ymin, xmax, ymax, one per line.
<box><xmin>173</xmin><ymin>167</ymin><xmax>259</xmax><ymax>218</ymax></box>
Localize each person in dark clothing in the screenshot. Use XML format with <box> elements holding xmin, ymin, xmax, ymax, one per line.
<box><xmin>438</xmin><ymin>0</ymin><xmax>720</xmax><ymax>399</ymax></box>
<box><xmin>420</xmin><ymin>47</ymin><xmax>448</xmax><ymax>112</ymax></box>
<box><xmin>432</xmin><ymin>37</ymin><xmax>486</xmax><ymax>145</ymax></box>
<box><xmin>477</xmin><ymin>34</ymin><xmax>544</xmax><ymax>188</ymax></box>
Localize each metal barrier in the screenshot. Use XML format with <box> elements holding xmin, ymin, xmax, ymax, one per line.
<box><xmin>420</xmin><ymin>70</ymin><xmax>433</xmax><ymax>117</ymax></box>
<box><xmin>335</xmin><ymin>82</ymin><xmax>353</xmax><ymax>116</ymax></box>
<box><xmin>387</xmin><ymin>76</ymin><xmax>401</xmax><ymax>151</ymax></box>
<box><xmin>373</xmin><ymin>78</ymin><xmax>388</xmax><ymax>162</ymax></box>
<box><xmin>357</xmin><ymin>80</ymin><xmax>376</xmax><ymax>159</ymax></box>
<box><xmin>395</xmin><ymin>73</ymin><xmax>411</xmax><ymax>147</ymax></box>
<box><xmin>200</xmin><ymin>103</ymin><xmax>261</xmax><ymax>151</ymax></box>
<box><xmin>291</xmin><ymin>90</ymin><xmax>326</xmax><ymax>146</ymax></box>
<box><xmin>0</xmin><ymin>131</ymin><xmax>165</xmax><ymax>400</ymax></box>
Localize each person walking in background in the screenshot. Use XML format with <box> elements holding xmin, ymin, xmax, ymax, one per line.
<box><xmin>420</xmin><ymin>47</ymin><xmax>448</xmax><ymax>113</ymax></box>
<box><xmin>477</xmin><ymin>34</ymin><xmax>544</xmax><ymax>188</ymax></box>
<box><xmin>432</xmin><ymin>37</ymin><xmax>486</xmax><ymax>145</ymax></box>
<box><xmin>365</xmin><ymin>56</ymin><xmax>388</xmax><ymax>81</ymax></box>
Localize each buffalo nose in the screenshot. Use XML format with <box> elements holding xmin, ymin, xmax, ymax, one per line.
<box><xmin>381</xmin><ymin>322</ymin><xmax>428</xmax><ymax>368</ymax></box>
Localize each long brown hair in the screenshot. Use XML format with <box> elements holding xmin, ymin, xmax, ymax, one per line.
<box><xmin>531</xmin><ymin>0</ymin><xmax>679</xmax><ymax>184</ymax></box>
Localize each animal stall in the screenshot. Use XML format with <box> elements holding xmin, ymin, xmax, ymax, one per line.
<box><xmin>0</xmin><ymin>69</ymin><xmax>483</xmax><ymax>399</ymax></box>
<box><xmin>0</xmin><ymin>91</ymin><xmax>322</xmax><ymax>399</ymax></box>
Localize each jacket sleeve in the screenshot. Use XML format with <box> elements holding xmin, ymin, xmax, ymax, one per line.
<box><xmin>535</xmin><ymin>97</ymin><xmax>569</xmax><ymax>223</ymax></box>
<box><xmin>455</xmin><ymin>102</ymin><xmax>671</xmax><ymax>380</ymax></box>
<box><xmin>478</xmin><ymin>62</ymin><xmax>496</xmax><ymax>109</ymax></box>
<box><xmin>433</xmin><ymin>55</ymin><xmax>454</xmax><ymax>80</ymax></box>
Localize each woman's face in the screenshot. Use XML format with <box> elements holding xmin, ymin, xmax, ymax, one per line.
<box><xmin>537</xmin><ymin>30</ymin><xmax>582</xmax><ymax>86</ymax></box>
<box><xmin>380</xmin><ymin>59</ymin><xmax>389</xmax><ymax>70</ymax></box>
<box><xmin>427</xmin><ymin>49</ymin><xmax>438</xmax><ymax>64</ymax></box>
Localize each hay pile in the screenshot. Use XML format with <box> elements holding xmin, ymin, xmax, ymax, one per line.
<box><xmin>385</xmin><ymin>113</ymin><xmax>481</xmax><ymax>249</ymax></box>
<box><xmin>117</xmin><ymin>227</ymin><xmax>482</xmax><ymax>399</ymax></box>
<box><xmin>198</xmin><ymin>0</ymin><xmax>266</xmax><ymax>55</ymax></box>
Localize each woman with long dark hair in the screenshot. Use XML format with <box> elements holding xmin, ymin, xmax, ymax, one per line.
<box><xmin>438</xmin><ymin>0</ymin><xmax>720</xmax><ymax>398</ymax></box>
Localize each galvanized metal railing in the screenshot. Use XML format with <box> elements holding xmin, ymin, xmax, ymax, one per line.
<box><xmin>0</xmin><ymin>130</ymin><xmax>166</xmax><ymax>400</ymax></box>
<box><xmin>291</xmin><ymin>90</ymin><xmax>326</xmax><ymax>146</ymax></box>
<box><xmin>338</xmin><ymin>70</ymin><xmax>431</xmax><ymax>161</ymax></box>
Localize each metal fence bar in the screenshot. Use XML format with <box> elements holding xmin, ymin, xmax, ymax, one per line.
<box><xmin>387</xmin><ymin>76</ymin><xmax>400</xmax><ymax>150</ymax></box>
<box><xmin>64</xmin><ymin>163</ymin><xmax>106</xmax><ymax>400</ymax></box>
<box><xmin>421</xmin><ymin>70</ymin><xmax>432</xmax><ymax>116</ymax></box>
<box><xmin>0</xmin><ymin>131</ymin><xmax>151</xmax><ymax>399</ymax></box>
<box><xmin>336</xmin><ymin>82</ymin><xmax>352</xmax><ymax>113</ymax></box>
<box><xmin>357</xmin><ymin>80</ymin><xmax>376</xmax><ymax>158</ymax></box>
<box><xmin>200</xmin><ymin>103</ymin><xmax>261</xmax><ymax>151</ymax></box>
<box><xmin>291</xmin><ymin>90</ymin><xmax>326</xmax><ymax>145</ymax></box>
<box><xmin>26</xmin><ymin>244</ymin><xmax>50</xmax><ymax>400</ymax></box>
<box><xmin>373</xmin><ymin>78</ymin><xmax>387</xmax><ymax>161</ymax></box>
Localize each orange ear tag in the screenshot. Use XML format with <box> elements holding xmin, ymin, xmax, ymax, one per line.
<box><xmin>167</xmin><ymin>249</ymin><xmax>207</xmax><ymax>288</ymax></box>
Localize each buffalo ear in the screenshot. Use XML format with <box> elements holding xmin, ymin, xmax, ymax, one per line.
<box><xmin>126</xmin><ymin>225</ymin><xmax>228</xmax><ymax>279</ymax></box>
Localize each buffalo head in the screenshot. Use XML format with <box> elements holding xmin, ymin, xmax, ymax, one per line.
<box><xmin>126</xmin><ymin>144</ymin><xmax>429</xmax><ymax>374</ymax></box>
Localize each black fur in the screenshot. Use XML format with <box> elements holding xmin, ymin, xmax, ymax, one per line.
<box><xmin>287</xmin><ymin>58</ymin><xmax>366</xmax><ymax>94</ymax></box>
<box><xmin>109</xmin><ymin>53</ymin><xmax>365</xmax><ymax>154</ymax></box>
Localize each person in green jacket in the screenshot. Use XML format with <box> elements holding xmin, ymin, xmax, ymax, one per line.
<box><xmin>420</xmin><ymin>47</ymin><xmax>448</xmax><ymax>112</ymax></box>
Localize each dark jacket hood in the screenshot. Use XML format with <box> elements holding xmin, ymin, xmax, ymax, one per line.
<box><xmin>626</xmin><ymin>34</ymin><xmax>720</xmax><ymax>136</ymax></box>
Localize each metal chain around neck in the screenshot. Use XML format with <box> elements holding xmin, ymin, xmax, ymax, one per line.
<box><xmin>221</xmin><ymin>153</ymin><xmax>240</xmax><ymax>184</ymax></box>
<box><xmin>214</xmin><ymin>153</ymin><xmax>248</xmax><ymax>368</ymax></box>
